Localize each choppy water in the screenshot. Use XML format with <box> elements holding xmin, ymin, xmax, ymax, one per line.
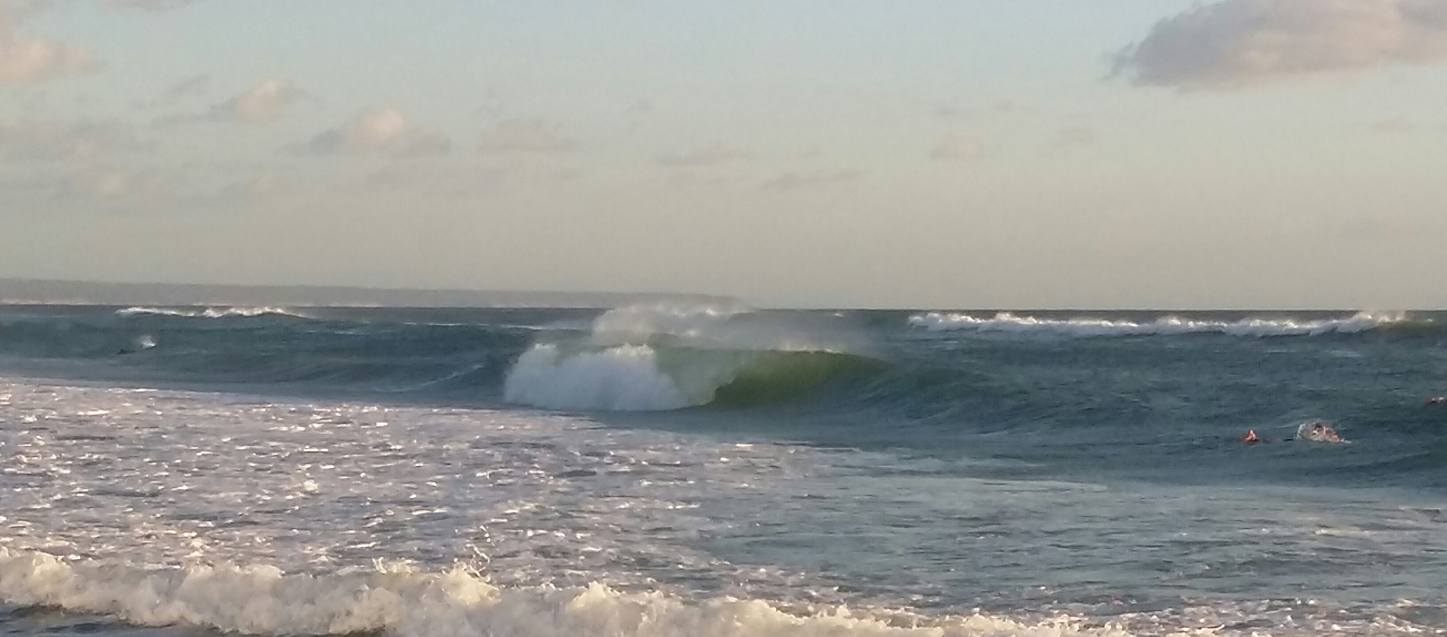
<box><xmin>2</xmin><ymin>304</ymin><xmax>1446</xmax><ymax>636</ymax></box>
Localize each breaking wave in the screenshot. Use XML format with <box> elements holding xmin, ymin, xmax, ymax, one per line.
<box><xmin>503</xmin><ymin>304</ymin><xmax>879</xmax><ymax>412</ymax></box>
<box><xmin>115</xmin><ymin>306</ymin><xmax>311</xmax><ymax>319</ymax></box>
<box><xmin>503</xmin><ymin>343</ymin><xmax>878</xmax><ymax>411</ymax></box>
<box><xmin>907</xmin><ymin>311</ymin><xmax>1412</xmax><ymax>337</ymax></box>
<box><xmin>0</xmin><ymin>548</ymin><xmax>1127</xmax><ymax>637</ymax></box>
<box><xmin>504</xmin><ymin>343</ymin><xmax>693</xmax><ymax>411</ymax></box>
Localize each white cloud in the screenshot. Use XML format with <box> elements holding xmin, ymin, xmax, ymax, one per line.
<box><xmin>303</xmin><ymin>107</ymin><xmax>451</xmax><ymax>158</ymax></box>
<box><xmin>656</xmin><ymin>144</ymin><xmax>752</xmax><ymax>168</ymax></box>
<box><xmin>208</xmin><ymin>78</ymin><xmax>304</xmax><ymax>123</ymax></box>
<box><xmin>0</xmin><ymin>4</ymin><xmax>97</xmax><ymax>83</ymax></box>
<box><xmin>1116</xmin><ymin>0</ymin><xmax>1447</xmax><ymax>89</ymax></box>
<box><xmin>929</xmin><ymin>133</ymin><xmax>983</xmax><ymax>162</ymax></box>
<box><xmin>477</xmin><ymin>119</ymin><xmax>578</xmax><ymax>153</ymax></box>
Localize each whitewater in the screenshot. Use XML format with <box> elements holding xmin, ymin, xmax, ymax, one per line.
<box><xmin>3</xmin><ymin>304</ymin><xmax>1447</xmax><ymax>636</ymax></box>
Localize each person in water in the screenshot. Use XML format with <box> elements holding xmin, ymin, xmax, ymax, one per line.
<box><xmin>1302</xmin><ymin>420</ymin><xmax>1344</xmax><ymax>443</ymax></box>
<box><xmin>1241</xmin><ymin>421</ymin><xmax>1345</xmax><ymax>444</ymax></box>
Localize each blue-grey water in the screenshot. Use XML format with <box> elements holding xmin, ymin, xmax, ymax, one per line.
<box><xmin>1</xmin><ymin>304</ymin><xmax>1445</xmax><ymax>636</ymax></box>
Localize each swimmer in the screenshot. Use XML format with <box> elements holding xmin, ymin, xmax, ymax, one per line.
<box><xmin>1241</xmin><ymin>429</ymin><xmax>1261</xmax><ymax>445</ymax></box>
<box><xmin>1299</xmin><ymin>420</ymin><xmax>1345</xmax><ymax>444</ymax></box>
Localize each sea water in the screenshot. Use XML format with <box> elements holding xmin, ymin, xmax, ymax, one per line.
<box><xmin>2</xmin><ymin>304</ymin><xmax>1445</xmax><ymax>636</ymax></box>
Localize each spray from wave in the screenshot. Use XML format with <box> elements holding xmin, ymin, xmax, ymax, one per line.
<box><xmin>0</xmin><ymin>548</ymin><xmax>1131</xmax><ymax>637</ymax></box>
<box><xmin>503</xmin><ymin>304</ymin><xmax>875</xmax><ymax>412</ymax></box>
<box><xmin>907</xmin><ymin>311</ymin><xmax>1410</xmax><ymax>337</ymax></box>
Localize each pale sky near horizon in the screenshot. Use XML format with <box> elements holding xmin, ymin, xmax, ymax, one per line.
<box><xmin>3</xmin><ymin>1</ymin><xmax>1446</xmax><ymax>309</ymax></box>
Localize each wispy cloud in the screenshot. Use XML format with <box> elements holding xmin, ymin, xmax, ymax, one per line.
<box><xmin>929</xmin><ymin>133</ymin><xmax>983</xmax><ymax>162</ymax></box>
<box><xmin>1369</xmin><ymin>117</ymin><xmax>1417</xmax><ymax>134</ymax></box>
<box><xmin>477</xmin><ymin>119</ymin><xmax>577</xmax><ymax>154</ymax></box>
<box><xmin>158</xmin><ymin>73</ymin><xmax>210</xmax><ymax>103</ymax></box>
<box><xmin>760</xmin><ymin>169</ymin><xmax>862</xmax><ymax>191</ymax></box>
<box><xmin>1051</xmin><ymin>126</ymin><xmax>1097</xmax><ymax>149</ymax></box>
<box><xmin>656</xmin><ymin>144</ymin><xmax>752</xmax><ymax>168</ymax></box>
<box><xmin>301</xmin><ymin>107</ymin><xmax>450</xmax><ymax>158</ymax></box>
<box><xmin>103</xmin><ymin>0</ymin><xmax>197</xmax><ymax>12</ymax></box>
<box><xmin>1115</xmin><ymin>0</ymin><xmax>1447</xmax><ymax>89</ymax></box>
<box><xmin>0</xmin><ymin>118</ymin><xmax>151</xmax><ymax>161</ymax></box>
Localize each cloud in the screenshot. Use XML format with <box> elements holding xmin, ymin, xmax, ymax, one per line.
<box><xmin>160</xmin><ymin>73</ymin><xmax>210</xmax><ymax>102</ymax></box>
<box><xmin>625</xmin><ymin>98</ymin><xmax>654</xmax><ymax>116</ymax></box>
<box><xmin>202</xmin><ymin>171</ymin><xmax>292</xmax><ymax>203</ymax></box>
<box><xmin>1116</xmin><ymin>0</ymin><xmax>1447</xmax><ymax>89</ymax></box>
<box><xmin>207</xmin><ymin>78</ymin><xmax>304</xmax><ymax>123</ymax></box>
<box><xmin>1369</xmin><ymin>117</ymin><xmax>1416</xmax><ymax>133</ymax></box>
<box><xmin>936</xmin><ymin>100</ymin><xmax>1031</xmax><ymax>119</ymax></box>
<box><xmin>477</xmin><ymin>119</ymin><xmax>578</xmax><ymax>153</ymax></box>
<box><xmin>656</xmin><ymin>144</ymin><xmax>752</xmax><ymax>168</ymax></box>
<box><xmin>301</xmin><ymin>107</ymin><xmax>451</xmax><ymax>158</ymax></box>
<box><xmin>929</xmin><ymin>133</ymin><xmax>983</xmax><ymax>162</ymax></box>
<box><xmin>0</xmin><ymin>4</ymin><xmax>98</xmax><ymax>83</ymax></box>
<box><xmin>1052</xmin><ymin>126</ymin><xmax>1097</xmax><ymax>149</ymax></box>
<box><xmin>2</xmin><ymin>164</ymin><xmax>187</xmax><ymax>205</ymax></box>
<box><xmin>0</xmin><ymin>118</ymin><xmax>151</xmax><ymax>161</ymax></box>
<box><xmin>760</xmin><ymin>169</ymin><xmax>862</xmax><ymax>191</ymax></box>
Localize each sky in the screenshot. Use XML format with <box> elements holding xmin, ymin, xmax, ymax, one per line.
<box><xmin>2</xmin><ymin>0</ymin><xmax>1446</xmax><ymax>309</ymax></box>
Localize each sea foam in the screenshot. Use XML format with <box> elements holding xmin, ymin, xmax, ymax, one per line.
<box><xmin>503</xmin><ymin>343</ymin><xmax>695</xmax><ymax>411</ymax></box>
<box><xmin>0</xmin><ymin>548</ymin><xmax>1132</xmax><ymax>637</ymax></box>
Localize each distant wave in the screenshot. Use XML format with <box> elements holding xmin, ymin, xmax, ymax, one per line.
<box><xmin>115</xmin><ymin>306</ymin><xmax>311</xmax><ymax>319</ymax></box>
<box><xmin>0</xmin><ymin>548</ymin><xmax>1121</xmax><ymax>637</ymax></box>
<box><xmin>907</xmin><ymin>311</ymin><xmax>1412</xmax><ymax>337</ymax></box>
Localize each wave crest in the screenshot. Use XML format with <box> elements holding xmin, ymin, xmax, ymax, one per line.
<box><xmin>907</xmin><ymin>311</ymin><xmax>1410</xmax><ymax>337</ymax></box>
<box><xmin>116</xmin><ymin>306</ymin><xmax>311</xmax><ymax>319</ymax></box>
<box><xmin>0</xmin><ymin>548</ymin><xmax>1127</xmax><ymax>637</ymax></box>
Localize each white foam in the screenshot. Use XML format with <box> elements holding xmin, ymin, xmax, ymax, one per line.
<box><xmin>115</xmin><ymin>306</ymin><xmax>309</xmax><ymax>319</ymax></box>
<box><xmin>0</xmin><ymin>548</ymin><xmax>1134</xmax><ymax>637</ymax></box>
<box><xmin>503</xmin><ymin>344</ymin><xmax>695</xmax><ymax>411</ymax></box>
<box><xmin>1296</xmin><ymin>421</ymin><xmax>1349</xmax><ymax>444</ymax></box>
<box><xmin>907</xmin><ymin>311</ymin><xmax>1408</xmax><ymax>337</ymax></box>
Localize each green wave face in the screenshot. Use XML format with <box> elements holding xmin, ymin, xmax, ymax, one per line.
<box><xmin>651</xmin><ymin>347</ymin><xmax>888</xmax><ymax>409</ymax></box>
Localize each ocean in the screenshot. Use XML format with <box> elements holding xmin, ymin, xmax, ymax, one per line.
<box><xmin>1</xmin><ymin>303</ymin><xmax>1445</xmax><ymax>636</ymax></box>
